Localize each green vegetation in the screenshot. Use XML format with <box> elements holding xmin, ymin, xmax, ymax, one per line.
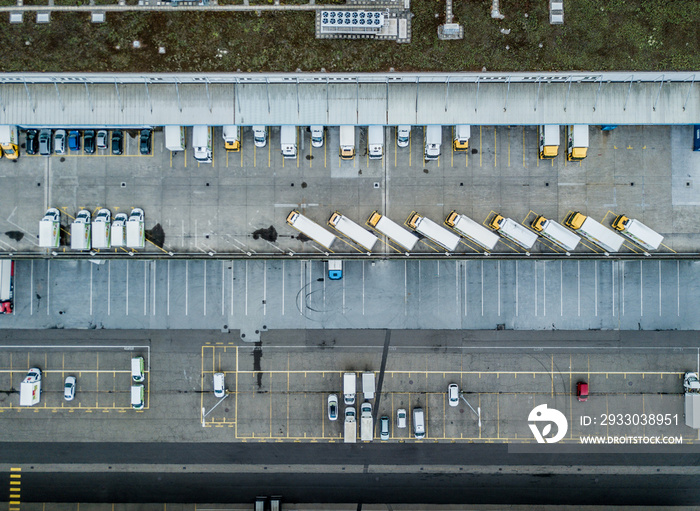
<box><xmin>0</xmin><ymin>0</ymin><xmax>697</xmax><ymax>72</ymax></box>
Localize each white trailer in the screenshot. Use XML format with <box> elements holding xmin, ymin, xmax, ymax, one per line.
<box><xmin>286</xmin><ymin>211</ymin><xmax>336</xmax><ymax>250</ymax></box>
<box><xmin>612</xmin><ymin>215</ymin><xmax>664</xmax><ymax>251</ymax></box>
<box><xmin>92</xmin><ymin>208</ymin><xmax>111</xmax><ymax>249</ymax></box>
<box><xmin>126</xmin><ymin>208</ymin><xmax>145</xmax><ymax>249</ymax></box>
<box><xmin>445</xmin><ymin>210</ymin><xmax>499</xmax><ymax>251</ymax></box>
<box><xmin>192</xmin><ymin>125</ymin><xmax>212</xmax><ymax>163</ymax></box>
<box><xmin>343</xmin><ymin>372</ymin><xmax>356</xmax><ymax>405</ymax></box>
<box><xmin>344</xmin><ymin>407</ymin><xmax>357</xmax><ymax>443</ymax></box>
<box><xmin>424</xmin><ymin>125</ymin><xmax>442</xmax><ymax>160</ymax></box>
<box><xmin>368</xmin><ymin>126</ymin><xmax>384</xmax><ymax>159</ymax></box>
<box><xmin>339</xmin><ymin>126</ymin><xmax>355</xmax><ymax>160</ymax></box>
<box><xmin>328</xmin><ymin>212</ymin><xmax>378</xmax><ymax>251</ymax></box>
<box><xmin>367</xmin><ymin>211</ymin><xmax>419</xmax><ymax>252</ymax></box>
<box><xmin>362</xmin><ymin>372</ymin><xmax>375</xmax><ymax>400</ymax></box>
<box><xmin>538</xmin><ymin>125</ymin><xmax>560</xmax><ymax>159</ymax></box>
<box><xmin>489</xmin><ymin>215</ymin><xmax>538</xmax><ymax>250</ymax></box>
<box><xmin>407</xmin><ymin>212</ymin><xmax>460</xmax><ymax>252</ymax></box>
<box><xmin>20</xmin><ymin>368</ymin><xmax>41</xmax><ymax>406</ymax></box>
<box><xmin>111</xmin><ymin>213</ymin><xmax>128</xmax><ymax>248</ymax></box>
<box><xmin>39</xmin><ymin>208</ymin><xmax>60</xmax><ymax>248</ymax></box>
<box><xmin>71</xmin><ymin>210</ymin><xmax>91</xmax><ymax>251</ymax></box>
<box><xmin>684</xmin><ymin>372</ymin><xmax>700</xmax><ymax>429</ymax></box>
<box><xmin>164</xmin><ymin>126</ymin><xmax>185</xmax><ymax>151</ymax></box>
<box><xmin>565</xmin><ymin>212</ymin><xmax>624</xmax><ymax>253</ymax></box>
<box><xmin>566</xmin><ymin>125</ymin><xmax>589</xmax><ymax>161</ymax></box>
<box><xmin>360</xmin><ymin>402</ymin><xmax>373</xmax><ymax>442</ymax></box>
<box><xmin>531</xmin><ymin>215</ymin><xmax>581</xmax><ymax>252</ymax></box>
<box><xmin>0</xmin><ymin>260</ymin><xmax>14</xmax><ymax>314</ymax></box>
<box><xmin>280</xmin><ymin>126</ymin><xmax>297</xmax><ymax>159</ymax></box>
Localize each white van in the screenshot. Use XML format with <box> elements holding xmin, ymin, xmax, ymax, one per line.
<box><xmin>213</xmin><ymin>372</ymin><xmax>225</xmax><ymax>397</ymax></box>
<box><xmin>92</xmin><ymin>208</ymin><xmax>111</xmax><ymax>249</ymax></box>
<box><xmin>368</xmin><ymin>126</ymin><xmax>384</xmax><ymax>159</ymax></box>
<box><xmin>70</xmin><ymin>210</ymin><xmax>91</xmax><ymax>251</ymax></box>
<box><xmin>280</xmin><ymin>126</ymin><xmax>297</xmax><ymax>159</ymax></box>
<box><xmin>253</xmin><ymin>126</ymin><xmax>267</xmax><ymax>148</ymax></box>
<box><xmin>310</xmin><ymin>126</ymin><xmax>324</xmax><ymax>148</ymax></box>
<box><xmin>192</xmin><ymin>125</ymin><xmax>212</xmax><ymax>163</ymax></box>
<box><xmin>111</xmin><ymin>213</ymin><xmax>128</xmax><ymax>248</ymax></box>
<box><xmin>223</xmin><ymin>125</ymin><xmax>240</xmax><ymax>151</ymax></box>
<box><xmin>131</xmin><ymin>356</ymin><xmax>145</xmax><ymax>382</ymax></box>
<box><xmin>39</xmin><ymin>208</ymin><xmax>60</xmax><ymax>248</ymax></box>
<box><xmin>131</xmin><ymin>384</ymin><xmax>145</xmax><ymax>410</ymax></box>
<box><xmin>397</xmin><ymin>126</ymin><xmax>410</xmax><ymax>148</ymax></box>
<box><xmin>413</xmin><ymin>407</ymin><xmax>425</xmax><ymax>438</ymax></box>
<box><xmin>126</xmin><ymin>208</ymin><xmax>145</xmax><ymax>249</ymax></box>
<box><xmin>164</xmin><ymin>126</ymin><xmax>185</xmax><ymax>152</ymax></box>
<box><xmin>362</xmin><ymin>372</ymin><xmax>375</xmax><ymax>400</ymax></box>
<box><xmin>424</xmin><ymin>126</ymin><xmax>442</xmax><ymax>160</ymax></box>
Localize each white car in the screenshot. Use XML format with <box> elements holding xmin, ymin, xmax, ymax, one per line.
<box><xmin>213</xmin><ymin>372</ymin><xmax>225</xmax><ymax>398</ymax></box>
<box><xmin>53</xmin><ymin>129</ymin><xmax>66</xmax><ymax>155</ymax></box>
<box><xmin>396</xmin><ymin>408</ymin><xmax>407</xmax><ymax>428</ymax></box>
<box><xmin>448</xmin><ymin>383</ymin><xmax>459</xmax><ymax>407</ymax></box>
<box><xmin>64</xmin><ymin>376</ymin><xmax>76</xmax><ymax>401</ymax></box>
<box><xmin>96</xmin><ymin>130</ymin><xmax>108</xmax><ymax>150</ymax></box>
<box><xmin>327</xmin><ymin>394</ymin><xmax>338</xmax><ymax>421</ymax></box>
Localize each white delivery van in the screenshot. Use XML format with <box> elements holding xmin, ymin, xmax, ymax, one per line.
<box><xmin>424</xmin><ymin>125</ymin><xmax>442</xmax><ymax>160</ymax></box>
<box><xmin>328</xmin><ymin>212</ymin><xmax>378</xmax><ymax>251</ymax></box>
<box><xmin>343</xmin><ymin>372</ymin><xmax>356</xmax><ymax>405</ymax></box>
<box><xmin>131</xmin><ymin>384</ymin><xmax>145</xmax><ymax>410</ymax></box>
<box><xmin>368</xmin><ymin>126</ymin><xmax>384</xmax><ymax>159</ymax></box>
<box><xmin>164</xmin><ymin>126</ymin><xmax>185</xmax><ymax>152</ymax></box>
<box><xmin>192</xmin><ymin>125</ymin><xmax>212</xmax><ymax>163</ymax></box>
<box><xmin>71</xmin><ymin>210</ymin><xmax>91</xmax><ymax>251</ymax></box>
<box><xmin>339</xmin><ymin>126</ymin><xmax>355</xmax><ymax>160</ymax></box>
<box><xmin>397</xmin><ymin>125</ymin><xmax>410</xmax><ymax>148</ymax></box>
<box><xmin>362</xmin><ymin>372</ymin><xmax>375</xmax><ymax>400</ymax></box>
<box><xmin>20</xmin><ymin>368</ymin><xmax>42</xmax><ymax>406</ymax></box>
<box><xmin>310</xmin><ymin>126</ymin><xmax>324</xmax><ymax>148</ymax></box>
<box><xmin>489</xmin><ymin>214</ymin><xmax>538</xmax><ymax>250</ymax></box>
<box><xmin>566</xmin><ymin>125</ymin><xmax>589</xmax><ymax>161</ymax></box>
<box><xmin>407</xmin><ymin>212</ymin><xmax>460</xmax><ymax>252</ymax></box>
<box><xmin>367</xmin><ymin>211</ymin><xmax>419</xmax><ymax>252</ymax></box>
<box><xmin>222</xmin><ymin>125</ymin><xmax>241</xmax><ymax>151</ymax></box>
<box><xmin>253</xmin><ymin>126</ymin><xmax>267</xmax><ymax>148</ymax></box>
<box><xmin>612</xmin><ymin>215</ymin><xmax>664</xmax><ymax>251</ymax></box>
<box><xmin>565</xmin><ymin>212</ymin><xmax>624</xmax><ymax>253</ymax></box>
<box><xmin>445</xmin><ymin>210</ymin><xmax>499</xmax><ymax>251</ymax></box>
<box><xmin>280</xmin><ymin>125</ymin><xmax>297</xmax><ymax>159</ymax></box>
<box><xmin>111</xmin><ymin>213</ymin><xmax>128</xmax><ymax>248</ymax></box>
<box><xmin>92</xmin><ymin>208</ymin><xmax>111</xmax><ymax>249</ymax></box>
<box><xmin>39</xmin><ymin>208</ymin><xmax>60</xmax><ymax>248</ymax></box>
<box><xmin>286</xmin><ymin>210</ymin><xmax>336</xmax><ymax>250</ymax></box>
<box><xmin>413</xmin><ymin>407</ymin><xmax>425</xmax><ymax>439</ymax></box>
<box><xmin>360</xmin><ymin>402</ymin><xmax>373</xmax><ymax>442</ymax></box>
<box><xmin>453</xmin><ymin>125</ymin><xmax>470</xmax><ymax>151</ymax></box>
<box><xmin>538</xmin><ymin>125</ymin><xmax>560</xmax><ymax>159</ymax></box>
<box><xmin>126</xmin><ymin>208</ymin><xmax>145</xmax><ymax>249</ymax></box>
<box><xmin>532</xmin><ymin>215</ymin><xmax>580</xmax><ymax>252</ymax></box>
<box><xmin>131</xmin><ymin>356</ymin><xmax>145</xmax><ymax>382</ymax></box>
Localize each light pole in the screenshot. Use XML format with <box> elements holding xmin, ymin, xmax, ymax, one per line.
<box><xmin>461</xmin><ymin>394</ymin><xmax>482</xmax><ymax>428</ymax></box>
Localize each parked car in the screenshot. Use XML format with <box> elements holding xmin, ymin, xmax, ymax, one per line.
<box><xmin>25</xmin><ymin>130</ymin><xmax>38</xmax><ymax>155</ymax></box>
<box><xmin>64</xmin><ymin>376</ymin><xmax>76</xmax><ymax>401</ymax></box>
<box><xmin>397</xmin><ymin>125</ymin><xmax>410</xmax><ymax>148</ymax></box>
<box><xmin>96</xmin><ymin>130</ymin><xmax>108</xmax><ymax>150</ymax></box>
<box><xmin>213</xmin><ymin>372</ymin><xmax>225</xmax><ymax>397</ymax></box>
<box><xmin>84</xmin><ymin>130</ymin><xmax>96</xmax><ymax>155</ymax></box>
<box><xmin>39</xmin><ymin>129</ymin><xmax>52</xmax><ymax>155</ymax></box>
<box><xmin>140</xmin><ymin>129</ymin><xmax>152</xmax><ymax>155</ymax></box>
<box><xmin>327</xmin><ymin>394</ymin><xmax>338</xmax><ymax>421</ymax></box>
<box><xmin>111</xmin><ymin>130</ymin><xmax>123</xmax><ymax>155</ymax></box>
<box><xmin>380</xmin><ymin>416</ymin><xmax>390</xmax><ymax>441</ymax></box>
<box><xmin>68</xmin><ymin>130</ymin><xmax>81</xmax><ymax>151</ymax></box>
<box><xmin>396</xmin><ymin>408</ymin><xmax>407</xmax><ymax>428</ymax></box>
<box><xmin>448</xmin><ymin>383</ymin><xmax>459</xmax><ymax>407</ymax></box>
<box><xmin>577</xmin><ymin>381</ymin><xmax>589</xmax><ymax>402</ymax></box>
<box><xmin>53</xmin><ymin>129</ymin><xmax>66</xmax><ymax>155</ymax></box>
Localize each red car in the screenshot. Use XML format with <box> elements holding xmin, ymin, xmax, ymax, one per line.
<box><xmin>577</xmin><ymin>381</ymin><xmax>589</xmax><ymax>402</ymax></box>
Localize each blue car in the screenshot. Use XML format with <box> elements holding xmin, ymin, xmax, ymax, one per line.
<box><xmin>68</xmin><ymin>130</ymin><xmax>80</xmax><ymax>151</ymax></box>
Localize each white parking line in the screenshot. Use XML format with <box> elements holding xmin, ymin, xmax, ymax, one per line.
<box><xmin>640</xmin><ymin>260</ymin><xmax>644</xmax><ymax>317</ymax></box>
<box><xmin>203</xmin><ymin>260</ymin><xmax>207</xmax><ymax>316</ymax></box>
<box><xmin>230</xmin><ymin>261</ymin><xmax>235</xmax><ymax>317</ymax></box>
<box><xmin>167</xmin><ymin>260</ymin><xmax>171</xmax><ymax>316</ymax></box>
<box><xmin>455</xmin><ymin>261</ymin><xmax>459</xmax><ymax>316</ymax></box>
<box><xmin>594</xmin><ymin>260</ymin><xmax>598</xmax><ymax>317</ymax></box>
<box><xmin>465</xmin><ymin>261</ymin><xmax>469</xmax><ymax>317</ymax></box>
<box><xmin>143</xmin><ymin>261</ymin><xmax>147</xmax><ymax>316</ymax></box>
<box><xmin>90</xmin><ymin>262</ymin><xmax>93</xmax><ymax>316</ymax></box>
<box><xmin>561</xmin><ymin>260</ymin><xmax>564</xmax><ymax>317</ymax></box>
<box><xmin>542</xmin><ymin>261</ymin><xmax>546</xmax><ymax>317</ymax></box>
<box><xmin>107</xmin><ymin>260</ymin><xmax>111</xmax><ymax>316</ymax></box>
<box><xmin>497</xmin><ymin>260</ymin><xmax>501</xmax><ymax>317</ymax></box>
<box><xmin>677</xmin><ymin>260</ymin><xmax>680</xmax><ymax>316</ymax></box>
<box><xmin>658</xmin><ymin>260</ymin><xmax>662</xmax><ymax>317</ymax></box>
<box><xmin>515</xmin><ymin>260</ymin><xmax>518</xmax><ymax>317</ymax></box>
<box><xmin>612</xmin><ymin>261</ymin><xmax>616</xmax><ymax>317</ymax></box>
<box><xmin>263</xmin><ymin>262</ymin><xmax>267</xmax><ymax>316</ymax></box>
<box><xmin>30</xmin><ymin>260</ymin><xmax>33</xmax><ymax>316</ymax></box>
<box><xmin>577</xmin><ymin>260</ymin><xmax>580</xmax><ymax>317</ymax></box>
<box><xmin>221</xmin><ymin>261</ymin><xmax>225</xmax><ymax>317</ymax></box>
<box><xmin>185</xmin><ymin>260</ymin><xmax>189</xmax><ymax>316</ymax></box>
<box><xmin>362</xmin><ymin>260</ymin><xmax>365</xmax><ymax>315</ymax></box>
<box><xmin>244</xmin><ymin>260</ymin><xmax>248</xmax><ymax>316</ymax></box>
<box><xmin>481</xmin><ymin>261</ymin><xmax>484</xmax><ymax>317</ymax></box>
<box><xmin>534</xmin><ymin>260</ymin><xmax>537</xmax><ymax>317</ymax></box>
<box><xmin>281</xmin><ymin>261</ymin><xmax>285</xmax><ymax>316</ymax></box>
<box><xmin>622</xmin><ymin>260</ymin><xmax>625</xmax><ymax>316</ymax></box>
<box><xmin>152</xmin><ymin>261</ymin><xmax>157</xmax><ymax>316</ymax></box>
<box><xmin>126</xmin><ymin>260</ymin><xmax>129</xmax><ymax>316</ymax></box>
<box><xmin>47</xmin><ymin>260</ymin><xmax>50</xmax><ymax>315</ymax></box>
<box><xmin>405</xmin><ymin>260</ymin><xmax>408</xmax><ymax>317</ymax></box>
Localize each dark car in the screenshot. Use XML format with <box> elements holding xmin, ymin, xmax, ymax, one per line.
<box><xmin>84</xmin><ymin>130</ymin><xmax>96</xmax><ymax>155</ymax></box>
<box><xmin>139</xmin><ymin>129</ymin><xmax>152</xmax><ymax>155</ymax></box>
<box><xmin>111</xmin><ymin>130</ymin><xmax>123</xmax><ymax>155</ymax></box>
<box><xmin>25</xmin><ymin>130</ymin><xmax>39</xmax><ymax>155</ymax></box>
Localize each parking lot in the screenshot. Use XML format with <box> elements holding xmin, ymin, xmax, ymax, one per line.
<box><xmin>1</xmin><ymin>124</ymin><xmax>697</xmax><ymax>256</ymax></box>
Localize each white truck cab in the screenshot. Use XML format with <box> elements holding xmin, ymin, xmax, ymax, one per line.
<box><xmin>223</xmin><ymin>125</ymin><xmax>241</xmax><ymax>151</ymax></box>
<box><xmin>71</xmin><ymin>210</ymin><xmax>91</xmax><ymax>250</ymax></box>
<box><xmin>126</xmin><ymin>208</ymin><xmax>145</xmax><ymax>249</ymax></box>
<box><xmin>92</xmin><ymin>208</ymin><xmax>111</xmax><ymax>249</ymax></box>
<box><xmin>39</xmin><ymin>208</ymin><xmax>60</xmax><ymax>248</ymax></box>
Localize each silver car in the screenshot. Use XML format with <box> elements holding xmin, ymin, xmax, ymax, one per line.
<box><xmin>64</xmin><ymin>376</ymin><xmax>76</xmax><ymax>401</ymax></box>
<box><xmin>96</xmin><ymin>130</ymin><xmax>108</xmax><ymax>150</ymax></box>
<box><xmin>380</xmin><ymin>416</ymin><xmax>390</xmax><ymax>441</ymax></box>
<box><xmin>396</xmin><ymin>408</ymin><xmax>407</xmax><ymax>428</ymax></box>
<box><xmin>53</xmin><ymin>129</ymin><xmax>66</xmax><ymax>155</ymax></box>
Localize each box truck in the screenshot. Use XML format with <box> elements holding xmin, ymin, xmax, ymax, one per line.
<box><xmin>20</xmin><ymin>368</ymin><xmax>41</xmax><ymax>406</ymax></box>
<box><xmin>360</xmin><ymin>402</ymin><xmax>373</xmax><ymax>442</ymax></box>
<box><xmin>164</xmin><ymin>126</ymin><xmax>185</xmax><ymax>152</ymax></box>
<box><xmin>424</xmin><ymin>125</ymin><xmax>442</xmax><ymax>160</ymax></box>
<box><xmin>565</xmin><ymin>212</ymin><xmax>624</xmax><ymax>253</ymax></box>
<box><xmin>328</xmin><ymin>212</ymin><xmax>378</xmax><ymax>252</ymax></box>
<box><xmin>92</xmin><ymin>208</ymin><xmax>111</xmax><ymax>249</ymax></box>
<box><xmin>490</xmin><ymin>215</ymin><xmax>538</xmax><ymax>250</ymax></box>
<box><xmin>538</xmin><ymin>125</ymin><xmax>560</xmax><ymax>159</ymax></box>
<box><xmin>71</xmin><ymin>210</ymin><xmax>91</xmax><ymax>250</ymax></box>
<box><xmin>39</xmin><ymin>208</ymin><xmax>60</xmax><ymax>248</ymax></box>
<box><xmin>685</xmin><ymin>372</ymin><xmax>700</xmax><ymax>429</ymax></box>
<box><xmin>126</xmin><ymin>208</ymin><xmax>145</xmax><ymax>249</ymax></box>
<box><xmin>193</xmin><ymin>125</ymin><xmax>212</xmax><ymax>163</ymax></box>
<box><xmin>453</xmin><ymin>125</ymin><xmax>470</xmax><ymax>151</ymax></box>
<box><xmin>111</xmin><ymin>213</ymin><xmax>127</xmax><ymax>248</ymax></box>
<box><xmin>0</xmin><ymin>125</ymin><xmax>19</xmax><ymax>159</ymax></box>
<box><xmin>280</xmin><ymin>126</ymin><xmax>297</xmax><ymax>159</ymax></box>
<box><xmin>327</xmin><ymin>260</ymin><xmax>343</xmax><ymax>280</ymax></box>
<box><xmin>531</xmin><ymin>215</ymin><xmax>581</xmax><ymax>252</ymax></box>
<box><xmin>368</xmin><ymin>126</ymin><xmax>384</xmax><ymax>159</ymax></box>
<box><xmin>407</xmin><ymin>212</ymin><xmax>460</xmax><ymax>252</ymax></box>
<box><xmin>343</xmin><ymin>373</ymin><xmax>356</xmax><ymax>405</ymax></box>
<box><xmin>566</xmin><ymin>125</ymin><xmax>589</xmax><ymax>161</ymax></box>
<box><xmin>223</xmin><ymin>125</ymin><xmax>240</xmax><ymax>151</ymax></box>
<box><xmin>367</xmin><ymin>211</ymin><xmax>419</xmax><ymax>252</ymax></box>
<box><xmin>344</xmin><ymin>407</ymin><xmax>357</xmax><ymax>443</ymax></box>
<box><xmin>339</xmin><ymin>126</ymin><xmax>355</xmax><ymax>160</ymax></box>
<box><xmin>0</xmin><ymin>260</ymin><xmax>14</xmax><ymax>315</ymax></box>
<box><xmin>310</xmin><ymin>126</ymin><xmax>324</xmax><ymax>148</ymax></box>
<box><xmin>445</xmin><ymin>210</ymin><xmax>499</xmax><ymax>251</ymax></box>
<box><xmin>362</xmin><ymin>372</ymin><xmax>375</xmax><ymax>400</ymax></box>
<box><xmin>611</xmin><ymin>215</ymin><xmax>663</xmax><ymax>251</ymax></box>
<box><xmin>286</xmin><ymin>211</ymin><xmax>336</xmax><ymax>250</ymax></box>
